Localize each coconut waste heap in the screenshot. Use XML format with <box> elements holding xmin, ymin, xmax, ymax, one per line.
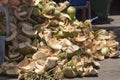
<box><xmin>0</xmin><ymin>0</ymin><xmax>120</xmax><ymax>80</ymax></box>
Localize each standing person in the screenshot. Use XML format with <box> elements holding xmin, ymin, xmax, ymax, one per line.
<box><xmin>91</xmin><ymin>0</ymin><xmax>113</xmax><ymax>24</ymax></box>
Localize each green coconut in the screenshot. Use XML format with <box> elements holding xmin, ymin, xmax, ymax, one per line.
<box><xmin>67</xmin><ymin>6</ymin><xmax>76</xmax><ymax>19</ymax></box>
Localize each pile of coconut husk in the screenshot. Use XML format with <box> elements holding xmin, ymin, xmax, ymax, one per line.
<box><xmin>0</xmin><ymin>13</ymin><xmax>6</xmax><ymax>36</ymax></box>
<box><xmin>0</xmin><ymin>0</ymin><xmax>120</xmax><ymax>80</ymax></box>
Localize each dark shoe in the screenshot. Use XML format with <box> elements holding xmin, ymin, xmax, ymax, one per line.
<box><xmin>92</xmin><ymin>18</ymin><xmax>113</xmax><ymax>24</ymax></box>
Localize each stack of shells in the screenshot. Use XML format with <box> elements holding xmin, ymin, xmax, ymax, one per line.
<box><xmin>0</xmin><ymin>0</ymin><xmax>119</xmax><ymax>79</ymax></box>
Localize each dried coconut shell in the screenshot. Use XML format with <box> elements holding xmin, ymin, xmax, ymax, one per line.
<box><xmin>10</xmin><ymin>23</ymin><xmax>17</xmax><ymax>32</ymax></box>
<box><xmin>53</xmin><ymin>66</ymin><xmax>64</xmax><ymax>79</ymax></box>
<box><xmin>8</xmin><ymin>51</ymin><xmax>20</xmax><ymax>59</ymax></box>
<box><xmin>14</xmin><ymin>8</ymin><xmax>27</xmax><ymax>21</ymax></box>
<box><xmin>76</xmin><ymin>62</ymin><xmax>83</xmax><ymax>72</ymax></box>
<box><xmin>7</xmin><ymin>49</ymin><xmax>24</xmax><ymax>61</ymax></box>
<box><xmin>94</xmin><ymin>53</ymin><xmax>105</xmax><ymax>61</ymax></box>
<box><xmin>43</xmin><ymin>14</ymin><xmax>55</xmax><ymax>19</ymax></box>
<box><xmin>0</xmin><ymin>67</ymin><xmax>2</xmax><ymax>74</ymax></box>
<box><xmin>17</xmin><ymin>57</ymin><xmax>31</xmax><ymax>68</ymax></box>
<box><xmin>95</xmin><ymin>29</ymin><xmax>108</xmax><ymax>36</ymax></box>
<box><xmin>72</xmin><ymin>56</ymin><xmax>81</xmax><ymax>66</ymax></box>
<box><xmin>16</xmin><ymin>34</ymin><xmax>32</xmax><ymax>43</ymax></box>
<box><xmin>6</xmin><ymin>30</ymin><xmax>17</xmax><ymax>41</ymax></box>
<box><xmin>34</xmin><ymin>62</ymin><xmax>45</xmax><ymax>74</ymax></box>
<box><xmin>1</xmin><ymin>62</ymin><xmax>17</xmax><ymax>73</ymax></box>
<box><xmin>6</xmin><ymin>68</ymin><xmax>19</xmax><ymax>76</ymax></box>
<box><xmin>18</xmin><ymin>42</ymin><xmax>37</xmax><ymax>54</ymax></box>
<box><xmin>22</xmin><ymin>27</ymin><xmax>38</xmax><ymax>37</ymax></box>
<box><xmin>82</xmin><ymin>66</ymin><xmax>98</xmax><ymax>76</ymax></box>
<box><xmin>36</xmin><ymin>59</ymin><xmax>46</xmax><ymax>66</ymax></box>
<box><xmin>1</xmin><ymin>0</ymin><xmax>119</xmax><ymax>79</ymax></box>
<box><xmin>66</xmin><ymin>45</ymin><xmax>81</xmax><ymax>59</ymax></box>
<box><xmin>60</xmin><ymin>38</ymin><xmax>72</xmax><ymax>47</ymax></box>
<box><xmin>18</xmin><ymin>61</ymin><xmax>36</xmax><ymax>72</ymax></box>
<box><xmin>88</xmin><ymin>31</ymin><xmax>95</xmax><ymax>39</ymax></box>
<box><xmin>47</xmin><ymin>38</ymin><xmax>62</xmax><ymax>50</ymax></box>
<box><xmin>74</xmin><ymin>35</ymin><xmax>88</xmax><ymax>42</ymax></box>
<box><xmin>106</xmin><ymin>40</ymin><xmax>119</xmax><ymax>47</ymax></box>
<box><xmin>3</xmin><ymin>67</ymin><xmax>18</xmax><ymax>76</ymax></box>
<box><xmin>63</xmin><ymin>66</ymin><xmax>77</xmax><ymax>78</ymax></box>
<box><xmin>34</xmin><ymin>67</ymin><xmax>44</xmax><ymax>74</ymax></box>
<box><xmin>91</xmin><ymin>40</ymin><xmax>107</xmax><ymax>51</ymax></box>
<box><xmin>58</xmin><ymin>59</ymin><xmax>68</xmax><ymax>69</ymax></box>
<box><xmin>44</xmin><ymin>57</ymin><xmax>58</xmax><ymax>71</ymax></box>
<box><xmin>92</xmin><ymin>60</ymin><xmax>100</xmax><ymax>69</ymax></box>
<box><xmin>39</xmin><ymin>29</ymin><xmax>52</xmax><ymax>41</ymax></box>
<box><xmin>32</xmin><ymin>46</ymin><xmax>52</xmax><ymax>60</ymax></box>
<box><xmin>106</xmin><ymin>50</ymin><xmax>120</xmax><ymax>58</ymax></box>
<box><xmin>57</xmin><ymin>1</ymin><xmax>69</xmax><ymax>12</ymax></box>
